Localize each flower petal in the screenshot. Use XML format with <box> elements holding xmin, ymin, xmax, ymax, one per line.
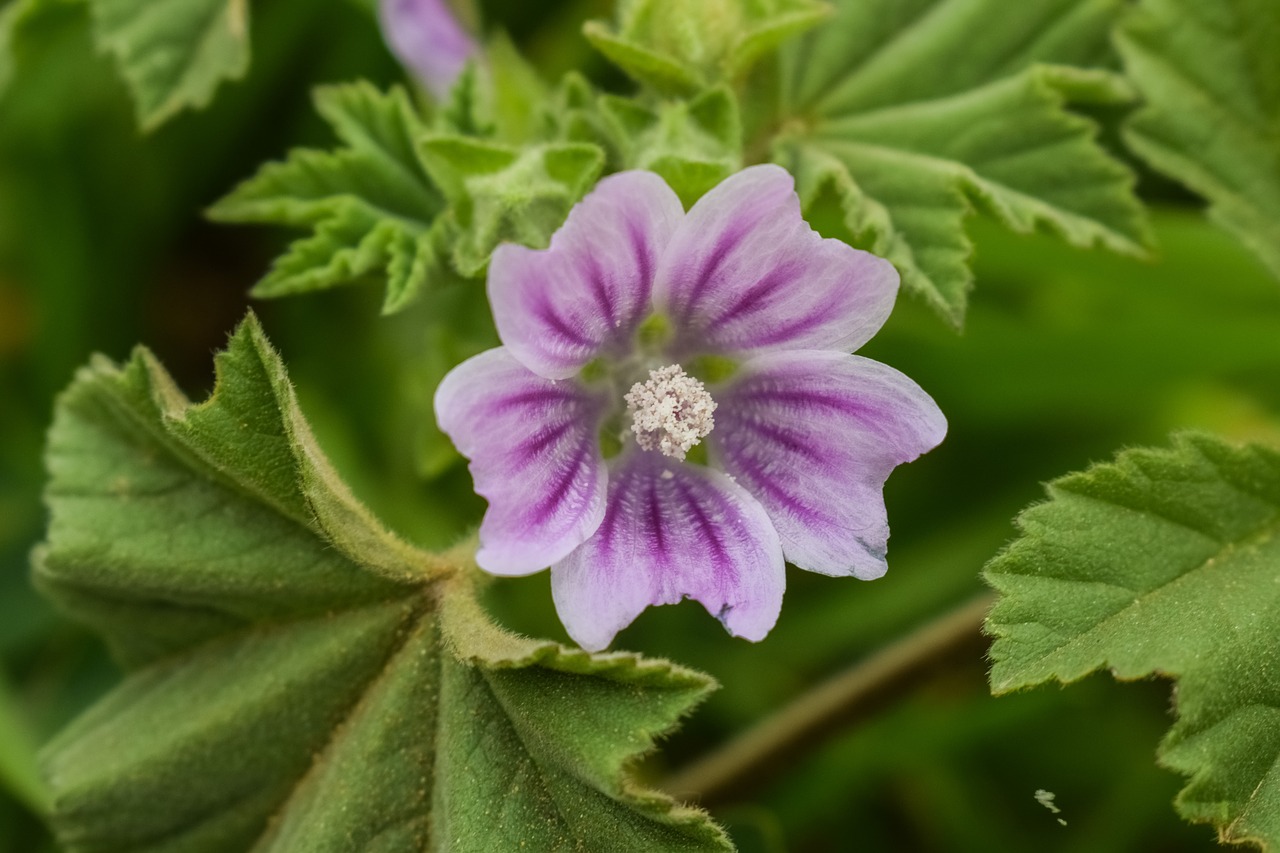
<box><xmin>489</xmin><ymin>171</ymin><xmax>685</xmax><ymax>380</ymax></box>
<box><xmin>379</xmin><ymin>0</ymin><xmax>477</xmax><ymax>100</ymax></box>
<box><xmin>654</xmin><ymin>164</ymin><xmax>898</xmax><ymax>357</ymax></box>
<box><xmin>709</xmin><ymin>350</ymin><xmax>946</xmax><ymax>579</ymax></box>
<box><xmin>435</xmin><ymin>348</ymin><xmax>610</xmax><ymax>575</ymax></box>
<box><xmin>551</xmin><ymin>452</ymin><xmax>785</xmax><ymax>651</ymax></box>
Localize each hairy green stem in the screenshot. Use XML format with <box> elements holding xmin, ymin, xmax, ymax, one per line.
<box><xmin>662</xmin><ymin>593</ymin><xmax>995</xmax><ymax>807</ymax></box>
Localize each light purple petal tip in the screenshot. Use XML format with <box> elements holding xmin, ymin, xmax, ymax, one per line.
<box><xmin>710</xmin><ymin>350</ymin><xmax>946</xmax><ymax>579</ymax></box>
<box><xmin>489</xmin><ymin>171</ymin><xmax>685</xmax><ymax>380</ymax></box>
<box><xmin>379</xmin><ymin>0</ymin><xmax>478</xmax><ymax>100</ymax></box>
<box><xmin>434</xmin><ymin>348</ymin><xmax>610</xmax><ymax>575</ymax></box>
<box><xmin>654</xmin><ymin>164</ymin><xmax>899</xmax><ymax>358</ymax></box>
<box><xmin>550</xmin><ymin>452</ymin><xmax>785</xmax><ymax>651</ymax></box>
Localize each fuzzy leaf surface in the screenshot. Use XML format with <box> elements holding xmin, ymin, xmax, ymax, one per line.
<box><xmin>584</xmin><ymin>0</ymin><xmax>830</xmax><ymax>94</ymax></box>
<box><xmin>773</xmin><ymin>0</ymin><xmax>1150</xmax><ymax>326</ymax></box>
<box><xmin>600</xmin><ymin>86</ymin><xmax>743</xmax><ymax>207</ymax></box>
<box><xmin>36</xmin><ymin>315</ymin><xmax>729</xmax><ymax>853</ymax></box>
<box><xmin>89</xmin><ymin>0</ymin><xmax>250</xmax><ymax>130</ymax></box>
<box><xmin>986</xmin><ymin>434</ymin><xmax>1280</xmax><ymax>849</ymax></box>
<box><xmin>418</xmin><ymin>136</ymin><xmax>604</xmax><ymax>276</ymax></box>
<box><xmin>208</xmin><ymin>82</ymin><xmax>450</xmax><ymax>314</ymax></box>
<box><xmin>1117</xmin><ymin>0</ymin><xmax>1280</xmax><ymax>281</ymax></box>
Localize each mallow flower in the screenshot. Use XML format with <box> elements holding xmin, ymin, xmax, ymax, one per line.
<box><xmin>436</xmin><ymin>165</ymin><xmax>946</xmax><ymax>651</ymax></box>
<box><xmin>379</xmin><ymin>0</ymin><xmax>478</xmax><ymax>100</ymax></box>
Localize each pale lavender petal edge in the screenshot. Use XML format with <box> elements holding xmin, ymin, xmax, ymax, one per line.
<box><xmin>434</xmin><ymin>348</ymin><xmax>609</xmax><ymax>575</ymax></box>
<box><xmin>379</xmin><ymin>0</ymin><xmax>478</xmax><ymax>100</ymax></box>
<box><xmin>710</xmin><ymin>350</ymin><xmax>946</xmax><ymax>579</ymax></box>
<box><xmin>655</xmin><ymin>164</ymin><xmax>899</xmax><ymax>358</ymax></box>
<box><xmin>489</xmin><ymin>171</ymin><xmax>685</xmax><ymax>380</ymax></box>
<box><xmin>550</xmin><ymin>451</ymin><xmax>785</xmax><ymax>651</ymax></box>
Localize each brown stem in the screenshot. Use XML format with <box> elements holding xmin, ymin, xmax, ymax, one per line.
<box><xmin>661</xmin><ymin>592</ymin><xmax>995</xmax><ymax>807</ymax></box>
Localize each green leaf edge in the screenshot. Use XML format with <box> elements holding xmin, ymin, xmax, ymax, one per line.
<box><xmin>780</xmin><ymin>63</ymin><xmax>1152</xmax><ymax>329</ymax></box>
<box><xmin>34</xmin><ymin>312</ymin><xmax>733</xmax><ymax>851</ymax></box>
<box><xmin>207</xmin><ymin>82</ymin><xmax>448</xmax><ymax>315</ymax></box>
<box><xmin>984</xmin><ymin>431</ymin><xmax>1280</xmax><ymax>850</ymax></box>
<box><xmin>89</xmin><ymin>0</ymin><xmax>252</xmax><ymax>132</ymax></box>
<box><xmin>1114</xmin><ymin>0</ymin><xmax>1280</xmax><ymax>282</ymax></box>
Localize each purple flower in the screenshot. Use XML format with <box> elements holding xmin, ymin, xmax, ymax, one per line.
<box><xmin>379</xmin><ymin>0</ymin><xmax>478</xmax><ymax>100</ymax></box>
<box><xmin>435</xmin><ymin>166</ymin><xmax>947</xmax><ymax>651</ymax></box>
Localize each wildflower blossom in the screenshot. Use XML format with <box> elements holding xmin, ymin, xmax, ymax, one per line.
<box><xmin>436</xmin><ymin>165</ymin><xmax>946</xmax><ymax>651</ymax></box>
<box><xmin>379</xmin><ymin>0</ymin><xmax>477</xmax><ymax>99</ymax></box>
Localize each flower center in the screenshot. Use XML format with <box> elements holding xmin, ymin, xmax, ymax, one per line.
<box><xmin>624</xmin><ymin>364</ymin><xmax>716</xmax><ymax>460</ymax></box>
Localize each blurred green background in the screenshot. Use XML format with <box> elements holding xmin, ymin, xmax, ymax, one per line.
<box><xmin>2</xmin><ymin>0</ymin><xmax>1277</xmax><ymax>850</ymax></box>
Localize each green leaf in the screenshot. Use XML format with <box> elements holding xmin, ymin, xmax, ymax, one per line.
<box><xmin>584</xmin><ymin>0</ymin><xmax>830</xmax><ymax>95</ymax></box>
<box><xmin>772</xmin><ymin>0</ymin><xmax>1151</xmax><ymax>327</ymax></box>
<box><xmin>1116</xmin><ymin>0</ymin><xmax>1280</xmax><ymax>281</ymax></box>
<box><xmin>540</xmin><ymin>72</ymin><xmax>615</xmax><ymax>151</ymax></box>
<box><xmin>36</xmin><ymin>315</ymin><xmax>730</xmax><ymax>852</ymax></box>
<box><xmin>208</xmin><ymin>82</ymin><xmax>451</xmax><ymax>314</ymax></box>
<box><xmin>0</xmin><ymin>671</ymin><xmax>47</xmax><ymax>815</ymax></box>
<box><xmin>418</xmin><ymin>135</ymin><xmax>604</xmax><ymax>276</ymax></box>
<box><xmin>88</xmin><ymin>0</ymin><xmax>250</xmax><ymax>131</ymax></box>
<box><xmin>600</xmin><ymin>87</ymin><xmax>743</xmax><ymax>207</ymax></box>
<box><xmin>985</xmin><ymin>433</ymin><xmax>1280</xmax><ymax>848</ymax></box>
<box><xmin>0</xmin><ymin>0</ymin><xmax>58</xmax><ymax>99</ymax></box>
<box><xmin>0</xmin><ymin>1</ymin><xmax>21</xmax><ymax>96</ymax></box>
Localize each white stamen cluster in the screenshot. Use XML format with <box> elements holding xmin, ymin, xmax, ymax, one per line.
<box><xmin>625</xmin><ymin>364</ymin><xmax>716</xmax><ymax>460</ymax></box>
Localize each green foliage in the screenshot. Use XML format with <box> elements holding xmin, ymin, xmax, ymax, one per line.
<box><xmin>772</xmin><ymin>0</ymin><xmax>1150</xmax><ymax>327</ymax></box>
<box><xmin>418</xmin><ymin>136</ymin><xmax>604</xmax><ymax>275</ymax></box>
<box><xmin>986</xmin><ymin>434</ymin><xmax>1280</xmax><ymax>849</ymax></box>
<box><xmin>600</xmin><ymin>86</ymin><xmax>743</xmax><ymax>207</ymax></box>
<box><xmin>1116</xmin><ymin>0</ymin><xmax>1280</xmax><ymax>281</ymax></box>
<box><xmin>0</xmin><ymin>675</ymin><xmax>45</xmax><ymax>816</ymax></box>
<box><xmin>211</xmin><ymin>79</ymin><xmax>607</xmax><ymax>306</ymax></box>
<box><xmin>584</xmin><ymin>0</ymin><xmax>830</xmax><ymax>94</ymax></box>
<box><xmin>0</xmin><ymin>0</ymin><xmax>22</xmax><ymax>96</ymax></box>
<box><xmin>208</xmin><ymin>82</ymin><xmax>451</xmax><ymax>315</ymax></box>
<box><xmin>89</xmin><ymin>0</ymin><xmax>250</xmax><ymax>131</ymax></box>
<box><xmin>35</xmin><ymin>315</ymin><xmax>729</xmax><ymax>852</ymax></box>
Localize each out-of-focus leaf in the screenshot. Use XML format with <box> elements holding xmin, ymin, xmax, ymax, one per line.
<box><xmin>986</xmin><ymin>434</ymin><xmax>1280</xmax><ymax>848</ymax></box>
<box><xmin>209</xmin><ymin>82</ymin><xmax>450</xmax><ymax>314</ymax></box>
<box><xmin>773</xmin><ymin>0</ymin><xmax>1150</xmax><ymax>327</ymax></box>
<box><xmin>418</xmin><ymin>135</ymin><xmax>604</xmax><ymax>275</ymax></box>
<box><xmin>584</xmin><ymin>0</ymin><xmax>830</xmax><ymax>94</ymax></box>
<box><xmin>0</xmin><ymin>674</ymin><xmax>46</xmax><ymax>815</ymax></box>
<box><xmin>0</xmin><ymin>1</ymin><xmax>21</xmax><ymax>95</ymax></box>
<box><xmin>36</xmin><ymin>315</ymin><xmax>729</xmax><ymax>852</ymax></box>
<box><xmin>1116</xmin><ymin>0</ymin><xmax>1280</xmax><ymax>281</ymax></box>
<box><xmin>89</xmin><ymin>0</ymin><xmax>250</xmax><ymax>131</ymax></box>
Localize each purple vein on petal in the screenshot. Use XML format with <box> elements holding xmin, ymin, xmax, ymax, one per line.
<box><xmin>656</xmin><ymin>164</ymin><xmax>900</xmax><ymax>357</ymax></box>
<box><xmin>435</xmin><ymin>348</ymin><xmax>610</xmax><ymax>575</ymax></box>
<box><xmin>711</xmin><ymin>350</ymin><xmax>946</xmax><ymax>579</ymax></box>
<box><xmin>489</xmin><ymin>172</ymin><xmax>684</xmax><ymax>379</ymax></box>
<box><xmin>550</xmin><ymin>452</ymin><xmax>785</xmax><ymax>651</ymax></box>
<box><xmin>706</xmin><ymin>260</ymin><xmax>805</xmax><ymax>328</ymax></box>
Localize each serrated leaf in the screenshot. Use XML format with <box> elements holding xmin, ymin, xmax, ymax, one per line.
<box><xmin>88</xmin><ymin>0</ymin><xmax>249</xmax><ymax>131</ymax></box>
<box><xmin>1116</xmin><ymin>0</ymin><xmax>1280</xmax><ymax>281</ymax></box>
<box><xmin>985</xmin><ymin>433</ymin><xmax>1280</xmax><ymax>849</ymax></box>
<box><xmin>773</xmin><ymin>0</ymin><xmax>1151</xmax><ymax>327</ymax></box>
<box><xmin>418</xmin><ymin>135</ymin><xmax>604</xmax><ymax>276</ymax></box>
<box><xmin>584</xmin><ymin>0</ymin><xmax>830</xmax><ymax>94</ymax></box>
<box><xmin>600</xmin><ymin>86</ymin><xmax>743</xmax><ymax>206</ymax></box>
<box><xmin>209</xmin><ymin>82</ymin><xmax>451</xmax><ymax>314</ymax></box>
<box><xmin>36</xmin><ymin>314</ymin><xmax>730</xmax><ymax>853</ymax></box>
